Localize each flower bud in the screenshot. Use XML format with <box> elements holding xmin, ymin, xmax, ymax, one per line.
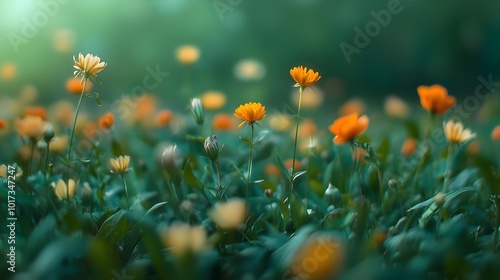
<box><xmin>434</xmin><ymin>192</ymin><xmax>445</xmax><ymax>207</ymax></box>
<box><xmin>82</xmin><ymin>182</ymin><xmax>93</xmax><ymax>206</ymax></box>
<box><xmin>190</xmin><ymin>98</ymin><xmax>204</xmax><ymax>126</ymax></box>
<box><xmin>264</xmin><ymin>188</ymin><xmax>273</xmax><ymax>198</ymax></box>
<box><xmin>204</xmin><ymin>135</ymin><xmax>219</xmax><ymax>161</ymax></box>
<box><xmin>388</xmin><ymin>179</ymin><xmax>397</xmax><ymax>189</ymax></box>
<box><xmin>324</xmin><ymin>184</ymin><xmax>342</xmax><ymax>208</ymax></box>
<box><xmin>43</xmin><ymin>123</ymin><xmax>55</xmax><ymax>143</ymax></box>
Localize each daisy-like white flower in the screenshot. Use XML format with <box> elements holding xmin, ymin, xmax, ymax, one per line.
<box><xmin>110</xmin><ymin>155</ymin><xmax>131</xmax><ymax>174</ymax></box>
<box><xmin>73</xmin><ymin>53</ymin><xmax>107</xmax><ymax>80</ymax></box>
<box><xmin>443</xmin><ymin>120</ymin><xmax>476</xmax><ymax>144</ymax></box>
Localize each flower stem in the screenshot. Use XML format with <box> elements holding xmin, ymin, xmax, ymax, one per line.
<box><xmin>121</xmin><ymin>174</ymin><xmax>130</xmax><ymax>210</ymax></box>
<box><xmin>246</xmin><ymin>124</ymin><xmax>255</xmax><ymax>203</ymax></box>
<box><xmin>214</xmin><ymin>159</ymin><xmax>222</xmax><ymax>200</ymax></box>
<box><xmin>67</xmin><ymin>78</ymin><xmax>87</xmax><ymax>178</ymax></box>
<box><xmin>411</xmin><ymin>111</ymin><xmax>433</xmax><ymax>195</ymax></box>
<box><xmin>28</xmin><ymin>140</ymin><xmax>35</xmax><ymax>177</ymax></box>
<box><xmin>45</xmin><ymin>143</ymin><xmax>50</xmax><ymax>175</ymax></box>
<box><xmin>290</xmin><ymin>86</ymin><xmax>304</xmax><ymax>191</ymax></box>
<box><xmin>443</xmin><ymin>143</ymin><xmax>454</xmax><ymax>193</ymax></box>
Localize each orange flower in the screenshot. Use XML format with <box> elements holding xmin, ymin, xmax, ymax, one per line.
<box><xmin>98</xmin><ymin>112</ymin><xmax>114</xmax><ymax>130</ymax></box>
<box><xmin>401</xmin><ymin>138</ymin><xmax>417</xmax><ymax>157</ymax></box>
<box><xmin>0</xmin><ymin>118</ymin><xmax>8</xmax><ymax>130</ymax></box>
<box><xmin>339</xmin><ymin>98</ymin><xmax>365</xmax><ymax>116</ymax></box>
<box><xmin>491</xmin><ymin>125</ymin><xmax>500</xmax><ymax>142</ymax></box>
<box><xmin>23</xmin><ymin>106</ymin><xmax>47</xmax><ymax>120</ymax></box>
<box><xmin>136</xmin><ymin>94</ymin><xmax>156</xmax><ymax>122</ymax></box>
<box><xmin>284</xmin><ymin>159</ymin><xmax>301</xmax><ymax>171</ymax></box>
<box><xmin>417</xmin><ymin>85</ymin><xmax>455</xmax><ymax>115</ymax></box>
<box><xmin>212</xmin><ymin>113</ymin><xmax>236</xmax><ymax>131</ymax></box>
<box><xmin>1</xmin><ymin>63</ymin><xmax>16</xmax><ymax>81</ymax></box>
<box><xmin>289</xmin><ymin>66</ymin><xmax>321</xmax><ymax>88</ymax></box>
<box><xmin>66</xmin><ymin>77</ymin><xmax>92</xmax><ymax>94</ymax></box>
<box><xmin>234</xmin><ymin>102</ymin><xmax>266</xmax><ymax>127</ymax></box>
<box><xmin>176</xmin><ymin>45</ymin><xmax>200</xmax><ymax>65</ymax></box>
<box><xmin>201</xmin><ymin>91</ymin><xmax>226</xmax><ymax>110</ymax></box>
<box><xmin>15</xmin><ymin>116</ymin><xmax>46</xmax><ymax>140</ymax></box>
<box><xmin>157</xmin><ymin>110</ymin><xmax>173</xmax><ymax>127</ymax></box>
<box><xmin>329</xmin><ymin>113</ymin><xmax>369</xmax><ymax>144</ymax></box>
<box><xmin>297</xmin><ymin>118</ymin><xmax>317</xmax><ymax>138</ymax></box>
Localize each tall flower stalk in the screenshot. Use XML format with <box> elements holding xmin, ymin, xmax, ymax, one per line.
<box><xmin>67</xmin><ymin>53</ymin><xmax>106</xmax><ymax>177</ymax></box>
<box><xmin>289</xmin><ymin>66</ymin><xmax>320</xmax><ymax>192</ymax></box>
<box><xmin>110</xmin><ymin>155</ymin><xmax>131</xmax><ymax>210</ymax></box>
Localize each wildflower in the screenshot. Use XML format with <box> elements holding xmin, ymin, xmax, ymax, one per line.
<box><xmin>98</xmin><ymin>112</ymin><xmax>114</xmax><ymax>130</ymax></box>
<box><xmin>161</xmin><ymin>145</ymin><xmax>179</xmax><ymax>171</ymax></box>
<box><xmin>53</xmin><ymin>179</ymin><xmax>76</xmax><ymax>200</ymax></box>
<box><xmin>23</xmin><ymin>106</ymin><xmax>47</xmax><ymax>120</ymax></box>
<box><xmin>53</xmin><ymin>29</ymin><xmax>75</xmax><ymax>53</ymax></box>
<box><xmin>284</xmin><ymin>159</ymin><xmax>301</xmax><ymax>172</ymax></box>
<box><xmin>401</xmin><ymin>138</ymin><xmax>417</xmax><ymax>157</ymax></box>
<box><xmin>324</xmin><ymin>184</ymin><xmax>342</xmax><ymax>207</ymax></box>
<box><xmin>212</xmin><ymin>113</ymin><xmax>236</xmax><ymax>131</ymax></box>
<box><xmin>15</xmin><ymin>116</ymin><xmax>46</xmax><ymax>140</ymax></box>
<box><xmin>73</xmin><ymin>53</ymin><xmax>107</xmax><ymax>80</ymax></box>
<box><xmin>0</xmin><ymin>118</ymin><xmax>8</xmax><ymax>130</ymax></box>
<box><xmin>135</xmin><ymin>94</ymin><xmax>157</xmax><ymax>123</ymax></box>
<box><xmin>81</xmin><ymin>182</ymin><xmax>93</xmax><ymax>206</ymax></box>
<box><xmin>296</xmin><ymin>118</ymin><xmax>317</xmax><ymax>138</ymax></box>
<box><xmin>443</xmin><ymin>120</ymin><xmax>476</xmax><ymax>144</ymax></box>
<box><xmin>234</xmin><ymin>102</ymin><xmax>266</xmax><ymax>127</ymax></box>
<box><xmin>0</xmin><ymin>165</ymin><xmax>23</xmax><ymax>179</ymax></box>
<box><xmin>49</xmin><ymin>136</ymin><xmax>69</xmax><ymax>153</ymax></box>
<box><xmin>49</xmin><ymin>101</ymin><xmax>74</xmax><ymax>127</ymax></box>
<box><xmin>110</xmin><ymin>155</ymin><xmax>131</xmax><ymax>174</ymax></box>
<box><xmin>157</xmin><ymin>110</ymin><xmax>173</xmax><ymax>127</ymax></box>
<box><xmin>201</xmin><ymin>91</ymin><xmax>226</xmax><ymax>110</ymax></box>
<box><xmin>289</xmin><ymin>66</ymin><xmax>321</xmax><ymax>88</ymax></box>
<box><xmin>290</xmin><ymin>235</ymin><xmax>345</xmax><ymax>280</ymax></box>
<box><xmin>492</xmin><ymin>125</ymin><xmax>500</xmax><ymax>141</ymax></box>
<box><xmin>339</xmin><ymin>98</ymin><xmax>365</xmax><ymax>116</ymax></box>
<box><xmin>176</xmin><ymin>45</ymin><xmax>200</xmax><ymax>65</ymax></box>
<box><xmin>204</xmin><ymin>135</ymin><xmax>220</xmax><ymax>161</ymax></box>
<box><xmin>417</xmin><ymin>85</ymin><xmax>455</xmax><ymax>115</ymax></box>
<box><xmin>190</xmin><ymin>98</ymin><xmax>205</xmax><ymax>126</ymax></box>
<box><xmin>162</xmin><ymin>224</ymin><xmax>208</xmax><ymax>256</ymax></box>
<box><xmin>328</xmin><ymin>113</ymin><xmax>369</xmax><ymax>144</ymax></box>
<box><xmin>233</xmin><ymin>59</ymin><xmax>266</xmax><ymax>81</ymax></box>
<box><xmin>208</xmin><ymin>198</ymin><xmax>247</xmax><ymax>230</ymax></box>
<box><xmin>268</xmin><ymin>113</ymin><xmax>292</xmax><ymax>132</ymax></box>
<box><xmin>385</xmin><ymin>96</ymin><xmax>409</xmax><ymax>118</ymax></box>
<box><xmin>66</xmin><ymin>77</ymin><xmax>92</xmax><ymax>94</ymax></box>
<box><xmin>290</xmin><ymin>86</ymin><xmax>324</xmax><ymax>109</ymax></box>
<box><xmin>43</xmin><ymin>123</ymin><xmax>55</xmax><ymax>143</ymax></box>
<box><xmin>1</xmin><ymin>63</ymin><xmax>16</xmax><ymax>81</ymax></box>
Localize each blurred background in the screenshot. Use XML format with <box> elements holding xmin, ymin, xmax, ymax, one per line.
<box><xmin>0</xmin><ymin>0</ymin><xmax>499</xmax><ymax>124</ymax></box>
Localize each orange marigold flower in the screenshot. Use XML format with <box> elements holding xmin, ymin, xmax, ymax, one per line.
<box><xmin>401</xmin><ymin>138</ymin><xmax>418</xmax><ymax>157</ymax></box>
<box><xmin>66</xmin><ymin>77</ymin><xmax>92</xmax><ymax>94</ymax></box>
<box><xmin>289</xmin><ymin>66</ymin><xmax>321</xmax><ymax>88</ymax></box>
<box><xmin>16</xmin><ymin>115</ymin><xmax>46</xmax><ymax>140</ymax></box>
<box><xmin>98</xmin><ymin>112</ymin><xmax>114</xmax><ymax>130</ymax></box>
<box><xmin>417</xmin><ymin>85</ymin><xmax>455</xmax><ymax>115</ymax></box>
<box><xmin>234</xmin><ymin>102</ymin><xmax>266</xmax><ymax>127</ymax></box>
<box><xmin>329</xmin><ymin>113</ymin><xmax>369</xmax><ymax>144</ymax></box>
<box><xmin>157</xmin><ymin>110</ymin><xmax>173</xmax><ymax>127</ymax></box>
<box><xmin>491</xmin><ymin>125</ymin><xmax>500</xmax><ymax>142</ymax></box>
<box><xmin>212</xmin><ymin>113</ymin><xmax>236</xmax><ymax>131</ymax></box>
<box><xmin>23</xmin><ymin>106</ymin><xmax>47</xmax><ymax>120</ymax></box>
<box><xmin>0</xmin><ymin>118</ymin><xmax>8</xmax><ymax>130</ymax></box>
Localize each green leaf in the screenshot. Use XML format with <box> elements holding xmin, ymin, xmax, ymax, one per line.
<box><xmin>239</xmin><ymin>136</ymin><xmax>253</xmax><ymax>146</ymax></box>
<box><xmin>376</xmin><ymin>138</ymin><xmax>390</xmax><ymax>163</ymax></box>
<box><xmin>111</xmin><ymin>140</ymin><xmax>124</xmax><ymax>157</ymax></box>
<box><xmin>204</xmin><ymin>188</ymin><xmax>218</xmax><ymax>206</ymax></box>
<box><xmin>94</xmin><ymin>92</ymin><xmax>102</xmax><ymax>106</ymax></box>
<box><xmin>276</xmin><ymin>155</ymin><xmax>290</xmax><ymax>179</ymax></box>
<box><xmin>254</xmin><ymin>130</ymin><xmax>269</xmax><ymax>143</ymax></box>
<box><xmin>289</xmin><ymin>191</ymin><xmax>308</xmax><ymax>229</ymax></box>
<box><xmin>183</xmin><ymin>158</ymin><xmax>207</xmax><ymax>193</ymax></box>
<box><xmin>96</xmin><ymin>210</ymin><xmax>131</xmax><ymax>250</ymax></box>
<box><xmin>292</xmin><ymin>170</ymin><xmax>307</xmax><ymax>181</ymax></box>
<box><xmin>277</xmin><ymin>198</ymin><xmax>290</xmax><ymax>223</ymax></box>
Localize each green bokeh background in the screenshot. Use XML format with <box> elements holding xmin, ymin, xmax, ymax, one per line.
<box><xmin>0</xmin><ymin>0</ymin><xmax>499</xmax><ymax>118</ymax></box>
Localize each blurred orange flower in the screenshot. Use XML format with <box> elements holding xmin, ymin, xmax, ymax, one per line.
<box><xmin>329</xmin><ymin>113</ymin><xmax>369</xmax><ymax>144</ymax></box>
<box><xmin>157</xmin><ymin>110</ymin><xmax>173</xmax><ymax>127</ymax></box>
<box><xmin>234</xmin><ymin>102</ymin><xmax>266</xmax><ymax>127</ymax></box>
<box><xmin>176</xmin><ymin>45</ymin><xmax>200</xmax><ymax>65</ymax></box>
<box><xmin>1</xmin><ymin>63</ymin><xmax>16</xmax><ymax>81</ymax></box>
<box><xmin>15</xmin><ymin>116</ymin><xmax>46</xmax><ymax>140</ymax></box>
<box><xmin>23</xmin><ymin>106</ymin><xmax>47</xmax><ymax>120</ymax></box>
<box><xmin>99</xmin><ymin>112</ymin><xmax>114</xmax><ymax>130</ymax></box>
<box><xmin>49</xmin><ymin>136</ymin><xmax>69</xmax><ymax>154</ymax></box>
<box><xmin>284</xmin><ymin>159</ymin><xmax>301</xmax><ymax>171</ymax></box>
<box><xmin>339</xmin><ymin>98</ymin><xmax>365</xmax><ymax>116</ymax></box>
<box><xmin>296</xmin><ymin>118</ymin><xmax>317</xmax><ymax>138</ymax></box>
<box><xmin>66</xmin><ymin>77</ymin><xmax>92</xmax><ymax>94</ymax></box>
<box><xmin>201</xmin><ymin>91</ymin><xmax>226</xmax><ymax>110</ymax></box>
<box><xmin>491</xmin><ymin>125</ymin><xmax>500</xmax><ymax>142</ymax></box>
<box><xmin>289</xmin><ymin>66</ymin><xmax>321</xmax><ymax>88</ymax></box>
<box><xmin>0</xmin><ymin>118</ymin><xmax>8</xmax><ymax>130</ymax></box>
<box><xmin>401</xmin><ymin>138</ymin><xmax>417</xmax><ymax>157</ymax></box>
<box><xmin>136</xmin><ymin>94</ymin><xmax>157</xmax><ymax>122</ymax></box>
<box><xmin>212</xmin><ymin>113</ymin><xmax>236</xmax><ymax>131</ymax></box>
<box><xmin>417</xmin><ymin>85</ymin><xmax>455</xmax><ymax>115</ymax></box>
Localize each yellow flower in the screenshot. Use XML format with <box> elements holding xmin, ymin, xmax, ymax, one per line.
<box><xmin>443</xmin><ymin>120</ymin><xmax>476</xmax><ymax>144</ymax></box>
<box><xmin>110</xmin><ymin>155</ymin><xmax>131</xmax><ymax>174</ymax></box>
<box><xmin>328</xmin><ymin>113</ymin><xmax>369</xmax><ymax>144</ymax></box>
<box><xmin>234</xmin><ymin>102</ymin><xmax>266</xmax><ymax>127</ymax></box>
<box><xmin>208</xmin><ymin>198</ymin><xmax>246</xmax><ymax>230</ymax></box>
<box><xmin>162</xmin><ymin>224</ymin><xmax>208</xmax><ymax>256</ymax></box>
<box><xmin>0</xmin><ymin>165</ymin><xmax>23</xmax><ymax>179</ymax></box>
<box><xmin>15</xmin><ymin>116</ymin><xmax>47</xmax><ymax>140</ymax></box>
<box><xmin>289</xmin><ymin>66</ymin><xmax>321</xmax><ymax>88</ymax></box>
<box><xmin>53</xmin><ymin>179</ymin><xmax>76</xmax><ymax>200</ymax></box>
<box><xmin>201</xmin><ymin>91</ymin><xmax>226</xmax><ymax>110</ymax></box>
<box><xmin>176</xmin><ymin>45</ymin><xmax>200</xmax><ymax>65</ymax></box>
<box><xmin>73</xmin><ymin>53</ymin><xmax>107</xmax><ymax>80</ymax></box>
<box><xmin>417</xmin><ymin>85</ymin><xmax>455</xmax><ymax>115</ymax></box>
<box><xmin>385</xmin><ymin>96</ymin><xmax>409</xmax><ymax>118</ymax></box>
<box><xmin>49</xmin><ymin>136</ymin><xmax>69</xmax><ymax>154</ymax></box>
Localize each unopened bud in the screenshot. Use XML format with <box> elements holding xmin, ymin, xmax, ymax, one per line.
<box><xmin>388</xmin><ymin>179</ymin><xmax>397</xmax><ymax>189</ymax></box>
<box><xmin>434</xmin><ymin>192</ymin><xmax>445</xmax><ymax>207</ymax></box>
<box><xmin>190</xmin><ymin>98</ymin><xmax>204</xmax><ymax>126</ymax></box>
<box><xmin>204</xmin><ymin>135</ymin><xmax>219</xmax><ymax>161</ymax></box>
<box><xmin>324</xmin><ymin>183</ymin><xmax>342</xmax><ymax>208</ymax></box>
<box><xmin>43</xmin><ymin>123</ymin><xmax>55</xmax><ymax>143</ymax></box>
<box><xmin>82</xmin><ymin>182</ymin><xmax>93</xmax><ymax>205</ymax></box>
<box><xmin>264</xmin><ymin>188</ymin><xmax>273</xmax><ymax>198</ymax></box>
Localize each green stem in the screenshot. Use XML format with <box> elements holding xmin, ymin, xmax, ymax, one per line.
<box><xmin>28</xmin><ymin>140</ymin><xmax>35</xmax><ymax>177</ymax></box>
<box><xmin>411</xmin><ymin>111</ymin><xmax>433</xmax><ymax>195</ymax></box>
<box><xmin>67</xmin><ymin>78</ymin><xmax>87</xmax><ymax>179</ymax></box>
<box><xmin>290</xmin><ymin>86</ymin><xmax>304</xmax><ymax>191</ymax></box>
<box><xmin>214</xmin><ymin>159</ymin><xmax>222</xmax><ymax>200</ymax></box>
<box><xmin>121</xmin><ymin>174</ymin><xmax>130</xmax><ymax>210</ymax></box>
<box><xmin>443</xmin><ymin>143</ymin><xmax>454</xmax><ymax>193</ymax></box>
<box><xmin>45</xmin><ymin>143</ymin><xmax>50</xmax><ymax>175</ymax></box>
<box><xmin>493</xmin><ymin>195</ymin><xmax>500</xmax><ymax>252</ymax></box>
<box><xmin>246</xmin><ymin>124</ymin><xmax>255</xmax><ymax>203</ymax></box>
